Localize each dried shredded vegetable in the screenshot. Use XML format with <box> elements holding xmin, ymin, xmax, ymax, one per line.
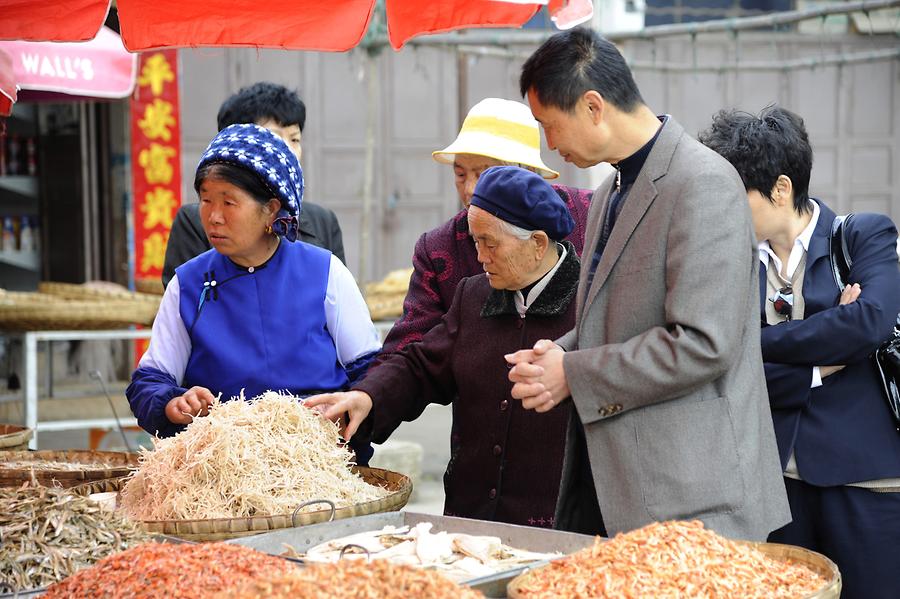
<box><xmin>219</xmin><ymin>559</ymin><xmax>485</xmax><ymax>599</ymax></box>
<box><xmin>515</xmin><ymin>520</ymin><xmax>827</xmax><ymax>598</ymax></box>
<box><xmin>120</xmin><ymin>391</ymin><xmax>387</xmax><ymax>520</ymax></box>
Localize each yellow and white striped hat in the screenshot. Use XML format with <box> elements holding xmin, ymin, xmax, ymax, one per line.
<box><xmin>432</xmin><ymin>98</ymin><xmax>559</xmax><ymax>180</ymax></box>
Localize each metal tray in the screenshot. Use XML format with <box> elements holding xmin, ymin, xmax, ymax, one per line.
<box><xmin>225</xmin><ymin>511</ymin><xmax>596</xmax><ymax>598</ymax></box>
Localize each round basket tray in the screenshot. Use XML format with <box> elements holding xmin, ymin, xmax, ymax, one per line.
<box><xmin>0</xmin><ymin>450</ymin><xmax>139</xmax><ymax>488</ymax></box>
<box><xmin>38</xmin><ymin>281</ymin><xmax>161</xmax><ymax>305</ymax></box>
<box><xmin>72</xmin><ymin>465</ymin><xmax>413</xmax><ymax>542</ymax></box>
<box><xmin>506</xmin><ymin>540</ymin><xmax>841</xmax><ymax>599</ymax></box>
<box><xmin>0</xmin><ymin>424</ymin><xmax>33</xmax><ymax>451</ymax></box>
<box><xmin>0</xmin><ymin>294</ymin><xmax>159</xmax><ymax>331</ymax></box>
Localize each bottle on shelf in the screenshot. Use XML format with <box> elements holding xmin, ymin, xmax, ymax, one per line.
<box><xmin>5</xmin><ymin>134</ymin><xmax>21</xmax><ymax>176</ymax></box>
<box><xmin>2</xmin><ymin>216</ymin><xmax>16</xmax><ymax>251</ymax></box>
<box><xmin>19</xmin><ymin>216</ymin><xmax>33</xmax><ymax>253</ymax></box>
<box><xmin>25</xmin><ymin>137</ymin><xmax>37</xmax><ymax>176</ymax></box>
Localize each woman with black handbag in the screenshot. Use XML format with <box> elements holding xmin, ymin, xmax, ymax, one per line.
<box><xmin>700</xmin><ymin>105</ymin><xmax>900</xmax><ymax>599</ymax></box>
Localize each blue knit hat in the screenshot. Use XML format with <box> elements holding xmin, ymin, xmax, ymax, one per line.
<box><xmin>470</xmin><ymin>166</ymin><xmax>574</xmax><ymax>240</ymax></box>
<box><xmin>197</xmin><ymin>124</ymin><xmax>304</xmax><ymax>242</ymax></box>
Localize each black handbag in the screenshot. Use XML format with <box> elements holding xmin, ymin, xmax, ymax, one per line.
<box><xmin>830</xmin><ymin>214</ymin><xmax>900</xmax><ymax>432</ymax></box>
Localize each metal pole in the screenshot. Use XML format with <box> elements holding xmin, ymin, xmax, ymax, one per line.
<box><xmin>360</xmin><ymin>54</ymin><xmax>378</xmax><ymax>283</ymax></box>
<box><xmin>23</xmin><ymin>332</ymin><xmax>37</xmax><ymax>449</ymax></box>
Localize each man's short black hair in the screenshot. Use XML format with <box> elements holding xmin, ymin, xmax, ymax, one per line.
<box><xmin>698</xmin><ymin>105</ymin><xmax>813</xmax><ymax>213</ymax></box>
<box><xmin>519</xmin><ymin>27</ymin><xmax>644</xmax><ymax>113</ymax></box>
<box><xmin>216</xmin><ymin>82</ymin><xmax>306</xmax><ymax>132</ymax></box>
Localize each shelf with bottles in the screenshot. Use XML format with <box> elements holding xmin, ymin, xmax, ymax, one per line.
<box><xmin>1</xmin><ymin>104</ymin><xmax>39</xmax><ymax>183</ymax></box>
<box><xmin>0</xmin><ymin>214</ymin><xmax>40</xmax><ymax>272</ymax></box>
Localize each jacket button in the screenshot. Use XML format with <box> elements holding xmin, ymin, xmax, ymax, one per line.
<box><xmin>493</xmin><ymin>444</ymin><xmax>502</xmax><ymax>456</ymax></box>
<box><xmin>500</xmin><ymin>400</ymin><xmax>509</xmax><ymax>411</ymax></box>
<box><xmin>489</xmin><ymin>488</ymin><xmax>497</xmax><ymax>499</ymax></box>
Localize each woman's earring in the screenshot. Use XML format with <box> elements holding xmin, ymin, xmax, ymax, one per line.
<box><xmin>265</xmin><ymin>224</ymin><xmax>274</xmax><ymax>235</ymax></box>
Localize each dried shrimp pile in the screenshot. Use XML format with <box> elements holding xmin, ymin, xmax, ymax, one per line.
<box><xmin>43</xmin><ymin>542</ymin><xmax>295</xmax><ymax>598</ymax></box>
<box><xmin>0</xmin><ymin>484</ymin><xmax>149</xmax><ymax>592</ymax></box>
<box><xmin>219</xmin><ymin>559</ymin><xmax>485</xmax><ymax>599</ymax></box>
<box><xmin>120</xmin><ymin>391</ymin><xmax>388</xmax><ymax>520</ymax></box>
<box><xmin>514</xmin><ymin>520</ymin><xmax>826</xmax><ymax>598</ymax></box>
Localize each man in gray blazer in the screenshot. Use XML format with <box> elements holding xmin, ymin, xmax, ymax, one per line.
<box><xmin>506</xmin><ymin>28</ymin><xmax>790</xmax><ymax>541</ymax></box>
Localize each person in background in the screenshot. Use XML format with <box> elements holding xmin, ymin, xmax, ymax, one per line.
<box><xmin>129</xmin><ymin>125</ymin><xmax>380</xmax><ymax>464</ymax></box>
<box><xmin>379</xmin><ymin>97</ymin><xmax>592</xmax><ymax>359</ymax></box>
<box><xmin>308</xmin><ymin>167</ymin><xmax>580</xmax><ymax>528</ymax></box>
<box><xmin>700</xmin><ymin>105</ymin><xmax>900</xmax><ymax>599</ymax></box>
<box><xmin>162</xmin><ymin>82</ymin><xmax>344</xmax><ymax>288</ymax></box>
<box><xmin>506</xmin><ymin>27</ymin><xmax>790</xmax><ymax>541</ymax></box>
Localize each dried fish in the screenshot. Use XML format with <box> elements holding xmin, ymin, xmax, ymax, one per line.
<box><xmin>0</xmin><ymin>460</ymin><xmax>120</xmax><ymax>472</ymax></box>
<box><xmin>288</xmin><ymin>522</ymin><xmax>561</xmax><ymax>582</ymax></box>
<box><xmin>0</xmin><ymin>484</ymin><xmax>149</xmax><ymax>592</ymax></box>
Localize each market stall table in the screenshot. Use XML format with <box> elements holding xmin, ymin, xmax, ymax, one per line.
<box><xmin>10</xmin><ymin>328</ymin><xmax>150</xmax><ymax>448</ymax></box>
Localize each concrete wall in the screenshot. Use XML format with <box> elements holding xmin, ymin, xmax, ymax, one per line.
<box><xmin>178</xmin><ymin>32</ymin><xmax>899</xmax><ymax>282</ymax></box>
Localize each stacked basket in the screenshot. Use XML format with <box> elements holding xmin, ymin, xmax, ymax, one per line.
<box><xmin>0</xmin><ymin>449</ymin><xmax>138</xmax><ymax>488</ymax></box>
<box><xmin>364</xmin><ymin>268</ymin><xmax>412</xmax><ymax>321</ymax></box>
<box><xmin>0</xmin><ymin>282</ymin><xmax>160</xmax><ymax>331</ymax></box>
<box><xmin>0</xmin><ymin>424</ymin><xmax>33</xmax><ymax>451</ymax></box>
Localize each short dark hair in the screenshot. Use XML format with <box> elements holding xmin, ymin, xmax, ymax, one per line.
<box><xmin>519</xmin><ymin>28</ymin><xmax>644</xmax><ymax>113</ymax></box>
<box><xmin>193</xmin><ymin>163</ymin><xmax>275</xmax><ymax>208</ymax></box>
<box><xmin>216</xmin><ymin>82</ymin><xmax>306</xmax><ymax>132</ymax></box>
<box><xmin>698</xmin><ymin>105</ymin><xmax>813</xmax><ymax>213</ymax></box>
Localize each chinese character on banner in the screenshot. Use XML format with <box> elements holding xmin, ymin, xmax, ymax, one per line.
<box><xmin>131</xmin><ymin>50</ymin><xmax>181</xmax><ymax>365</ymax></box>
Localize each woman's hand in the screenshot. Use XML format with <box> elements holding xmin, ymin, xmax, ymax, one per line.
<box><xmin>304</xmin><ymin>391</ymin><xmax>373</xmax><ymax>441</ymax></box>
<box><xmin>164</xmin><ymin>386</ymin><xmax>215</xmax><ymax>425</ymax></box>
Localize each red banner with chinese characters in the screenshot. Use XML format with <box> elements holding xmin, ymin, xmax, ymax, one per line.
<box><xmin>130</xmin><ymin>50</ymin><xmax>181</xmax><ymax>360</ymax></box>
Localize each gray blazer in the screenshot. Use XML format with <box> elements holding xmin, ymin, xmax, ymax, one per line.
<box><xmin>555</xmin><ymin>117</ymin><xmax>790</xmax><ymax>541</ymax></box>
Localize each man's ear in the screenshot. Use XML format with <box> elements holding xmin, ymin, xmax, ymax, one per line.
<box><xmin>584</xmin><ymin>91</ymin><xmax>604</xmax><ymax>125</ymax></box>
<box><xmin>772</xmin><ymin>175</ymin><xmax>794</xmax><ymax>207</ymax></box>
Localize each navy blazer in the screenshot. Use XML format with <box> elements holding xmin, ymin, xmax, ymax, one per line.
<box><xmin>760</xmin><ymin>199</ymin><xmax>900</xmax><ymax>485</ymax></box>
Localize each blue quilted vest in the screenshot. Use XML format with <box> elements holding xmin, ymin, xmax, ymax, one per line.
<box><xmin>175</xmin><ymin>241</ymin><xmax>348</xmax><ymax>401</ymax></box>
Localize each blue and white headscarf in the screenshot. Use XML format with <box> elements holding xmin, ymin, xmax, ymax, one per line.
<box><xmin>197</xmin><ymin>123</ymin><xmax>304</xmax><ymax>242</ymax></box>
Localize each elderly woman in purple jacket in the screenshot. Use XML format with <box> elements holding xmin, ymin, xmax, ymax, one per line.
<box><xmin>379</xmin><ymin>98</ymin><xmax>591</xmax><ymax>357</ymax></box>
<box><xmin>308</xmin><ymin>167</ymin><xmax>579</xmax><ymax>528</ymax></box>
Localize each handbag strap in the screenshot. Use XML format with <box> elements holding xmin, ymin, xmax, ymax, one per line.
<box><xmin>829</xmin><ymin>213</ymin><xmax>855</xmax><ymax>291</ymax></box>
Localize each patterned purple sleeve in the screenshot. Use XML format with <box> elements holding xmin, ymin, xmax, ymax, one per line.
<box><xmin>377</xmin><ymin>232</ymin><xmax>448</xmax><ymax>361</ymax></box>
<box><xmin>552</xmin><ymin>184</ymin><xmax>594</xmax><ymax>257</ymax></box>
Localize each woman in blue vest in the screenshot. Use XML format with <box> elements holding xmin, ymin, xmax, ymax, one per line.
<box><xmin>127</xmin><ymin>124</ymin><xmax>381</xmax><ymax>463</ymax></box>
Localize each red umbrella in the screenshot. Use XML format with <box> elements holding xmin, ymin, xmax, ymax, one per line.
<box><xmin>0</xmin><ymin>0</ymin><xmax>591</xmax><ymax>52</ymax></box>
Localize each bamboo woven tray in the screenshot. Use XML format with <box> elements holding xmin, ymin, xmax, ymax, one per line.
<box><xmin>506</xmin><ymin>540</ymin><xmax>841</xmax><ymax>598</ymax></box>
<box><xmin>38</xmin><ymin>281</ymin><xmax>161</xmax><ymax>305</ymax></box>
<box><xmin>0</xmin><ymin>424</ymin><xmax>32</xmax><ymax>451</ymax></box>
<box><xmin>0</xmin><ymin>293</ymin><xmax>159</xmax><ymax>331</ymax></box>
<box><xmin>0</xmin><ymin>450</ymin><xmax>139</xmax><ymax>488</ymax></box>
<box><xmin>73</xmin><ymin>466</ymin><xmax>413</xmax><ymax>542</ymax></box>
